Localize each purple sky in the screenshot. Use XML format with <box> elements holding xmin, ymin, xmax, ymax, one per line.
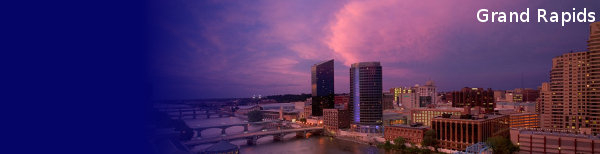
<box><xmin>149</xmin><ymin>0</ymin><xmax>600</xmax><ymax>100</ymax></box>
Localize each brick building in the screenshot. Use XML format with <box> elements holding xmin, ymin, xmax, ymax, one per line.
<box><xmin>384</xmin><ymin>123</ymin><xmax>428</xmax><ymax>145</ymax></box>
<box><xmin>431</xmin><ymin>114</ymin><xmax>509</xmax><ymax>151</ymax></box>
<box><xmin>323</xmin><ymin>109</ymin><xmax>350</xmax><ymax>133</ymax></box>
<box><xmin>450</xmin><ymin>87</ymin><xmax>495</xmax><ymax>113</ymax></box>
<box><xmin>334</xmin><ymin>95</ymin><xmax>349</xmax><ymax>110</ymax></box>
<box><xmin>510</xmin><ymin>128</ymin><xmax>600</xmax><ymax>154</ymax></box>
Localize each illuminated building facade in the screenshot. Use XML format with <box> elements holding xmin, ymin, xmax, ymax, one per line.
<box><xmin>311</xmin><ymin>59</ymin><xmax>334</xmax><ymax>116</ymax></box>
<box><xmin>390</xmin><ymin>81</ymin><xmax>437</xmax><ymax>107</ymax></box>
<box><xmin>431</xmin><ymin>114</ymin><xmax>509</xmax><ymax>151</ymax></box>
<box><xmin>349</xmin><ymin>62</ymin><xmax>383</xmax><ymax>126</ymax></box>
<box><xmin>508</xmin><ymin>113</ymin><xmax>540</xmax><ymax>128</ymax></box>
<box><xmin>411</xmin><ymin>107</ymin><xmax>463</xmax><ymax>126</ymax></box>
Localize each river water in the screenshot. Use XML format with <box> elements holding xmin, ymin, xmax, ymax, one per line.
<box><xmin>185</xmin><ymin>116</ymin><xmax>385</xmax><ymax>154</ymax></box>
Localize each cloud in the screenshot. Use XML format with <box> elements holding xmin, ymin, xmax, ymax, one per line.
<box><xmin>150</xmin><ymin>0</ymin><xmax>599</xmax><ymax>99</ymax></box>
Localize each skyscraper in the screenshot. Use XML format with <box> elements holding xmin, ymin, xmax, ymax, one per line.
<box><xmin>349</xmin><ymin>62</ymin><xmax>383</xmax><ymax>126</ymax></box>
<box><xmin>587</xmin><ymin>21</ymin><xmax>600</xmax><ymax>134</ymax></box>
<box><xmin>541</xmin><ymin>22</ymin><xmax>600</xmax><ymax>135</ymax></box>
<box><xmin>311</xmin><ymin>59</ymin><xmax>334</xmax><ymax>116</ymax></box>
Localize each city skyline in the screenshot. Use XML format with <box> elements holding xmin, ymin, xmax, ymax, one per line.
<box><xmin>149</xmin><ymin>0</ymin><xmax>600</xmax><ymax>100</ymax></box>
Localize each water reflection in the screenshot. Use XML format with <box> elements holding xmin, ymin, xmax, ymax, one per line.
<box><xmin>186</xmin><ymin>117</ymin><xmax>385</xmax><ymax>154</ymax></box>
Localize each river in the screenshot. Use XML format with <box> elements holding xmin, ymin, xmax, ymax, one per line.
<box><xmin>185</xmin><ymin>116</ymin><xmax>385</xmax><ymax>154</ymax></box>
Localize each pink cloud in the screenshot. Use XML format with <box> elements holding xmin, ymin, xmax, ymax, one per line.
<box><xmin>325</xmin><ymin>0</ymin><xmax>521</xmax><ymax>66</ymax></box>
<box><xmin>326</xmin><ymin>0</ymin><xmax>449</xmax><ymax>66</ymax></box>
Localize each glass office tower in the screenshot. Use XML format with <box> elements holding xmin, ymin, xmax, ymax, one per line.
<box><xmin>311</xmin><ymin>59</ymin><xmax>334</xmax><ymax>116</ymax></box>
<box><xmin>349</xmin><ymin>62</ymin><xmax>382</xmax><ymax>126</ymax></box>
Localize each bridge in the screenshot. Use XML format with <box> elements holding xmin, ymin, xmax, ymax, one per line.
<box><xmin>193</xmin><ymin>120</ymin><xmax>281</xmax><ymax>137</ymax></box>
<box><xmin>159</xmin><ymin>108</ymin><xmax>234</xmax><ymax>119</ymax></box>
<box><xmin>185</xmin><ymin>127</ymin><xmax>324</xmax><ymax>146</ymax></box>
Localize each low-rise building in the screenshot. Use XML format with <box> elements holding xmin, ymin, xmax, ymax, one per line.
<box><xmin>411</xmin><ymin>107</ymin><xmax>463</xmax><ymax>126</ymax></box>
<box><xmin>260</xmin><ymin>103</ymin><xmax>295</xmax><ymax>111</ymax></box>
<box><xmin>303</xmin><ymin>105</ymin><xmax>312</xmax><ymax>118</ymax></box>
<box><xmin>431</xmin><ymin>114</ymin><xmax>510</xmax><ymax>151</ymax></box>
<box><xmin>306</xmin><ymin>116</ymin><xmax>323</xmax><ymax>126</ymax></box>
<box><xmin>324</xmin><ymin>109</ymin><xmax>350</xmax><ymax>133</ymax></box>
<box><xmin>510</xmin><ymin>128</ymin><xmax>600</xmax><ymax>154</ymax></box>
<box><xmin>262</xmin><ymin>109</ymin><xmax>299</xmax><ymax>121</ymax></box>
<box><xmin>383</xmin><ymin>110</ymin><xmax>408</xmax><ymax>126</ymax></box>
<box><xmin>495</xmin><ymin>102</ymin><xmax>536</xmax><ymax>113</ymax></box>
<box><xmin>508</xmin><ymin>113</ymin><xmax>540</xmax><ymax>128</ymax></box>
<box><xmin>384</xmin><ymin>123</ymin><xmax>428</xmax><ymax>145</ymax></box>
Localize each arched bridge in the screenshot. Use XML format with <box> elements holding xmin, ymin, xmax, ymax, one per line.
<box><xmin>185</xmin><ymin>127</ymin><xmax>324</xmax><ymax>146</ymax></box>
<box><xmin>193</xmin><ymin>120</ymin><xmax>281</xmax><ymax>137</ymax></box>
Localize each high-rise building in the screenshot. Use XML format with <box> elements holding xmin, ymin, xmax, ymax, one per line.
<box><xmin>540</xmin><ymin>22</ymin><xmax>600</xmax><ymax>135</ymax></box>
<box><xmin>349</xmin><ymin>62</ymin><xmax>383</xmax><ymax>126</ymax></box>
<box><xmin>451</xmin><ymin>87</ymin><xmax>495</xmax><ymax>113</ymax></box>
<box><xmin>587</xmin><ymin>22</ymin><xmax>600</xmax><ymax>134</ymax></box>
<box><xmin>311</xmin><ymin>59</ymin><xmax>334</xmax><ymax>116</ymax></box>
<box><xmin>543</xmin><ymin>51</ymin><xmax>588</xmax><ymax>131</ymax></box>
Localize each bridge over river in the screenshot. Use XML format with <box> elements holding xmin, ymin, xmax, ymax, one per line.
<box><xmin>185</xmin><ymin>127</ymin><xmax>324</xmax><ymax>146</ymax></box>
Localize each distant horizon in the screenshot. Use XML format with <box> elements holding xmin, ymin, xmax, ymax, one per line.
<box><xmin>153</xmin><ymin>86</ymin><xmax>541</xmax><ymax>101</ymax></box>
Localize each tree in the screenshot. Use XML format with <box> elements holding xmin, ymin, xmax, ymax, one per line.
<box><xmin>298</xmin><ymin>117</ymin><xmax>307</xmax><ymax>123</ymax></box>
<box><xmin>486</xmin><ymin>136</ymin><xmax>519</xmax><ymax>154</ymax></box>
<box><xmin>377</xmin><ymin>141</ymin><xmax>394</xmax><ymax>151</ymax></box>
<box><xmin>393</xmin><ymin>136</ymin><xmax>407</xmax><ymax>150</ymax></box>
<box><xmin>247</xmin><ymin>110</ymin><xmax>263</xmax><ymax>122</ymax></box>
<box><xmin>421</xmin><ymin>129</ymin><xmax>439</xmax><ymax>152</ymax></box>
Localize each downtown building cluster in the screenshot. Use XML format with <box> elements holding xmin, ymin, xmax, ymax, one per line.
<box><xmin>256</xmin><ymin>22</ymin><xmax>600</xmax><ymax>153</ymax></box>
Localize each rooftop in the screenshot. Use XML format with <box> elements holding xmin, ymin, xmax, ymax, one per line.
<box><xmin>262</xmin><ymin>109</ymin><xmax>299</xmax><ymax>113</ymax></box>
<box><xmin>387</xmin><ymin>124</ymin><xmax>429</xmax><ymax>129</ymax></box>
<box><xmin>514</xmin><ymin>128</ymin><xmax>600</xmax><ymax>140</ymax></box>
<box><xmin>412</xmin><ymin>107</ymin><xmax>464</xmax><ymax>111</ymax></box>
<box><xmin>260</xmin><ymin>103</ymin><xmax>295</xmax><ymax>108</ymax></box>
<box><xmin>433</xmin><ymin>114</ymin><xmax>507</xmax><ymax>121</ymax></box>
